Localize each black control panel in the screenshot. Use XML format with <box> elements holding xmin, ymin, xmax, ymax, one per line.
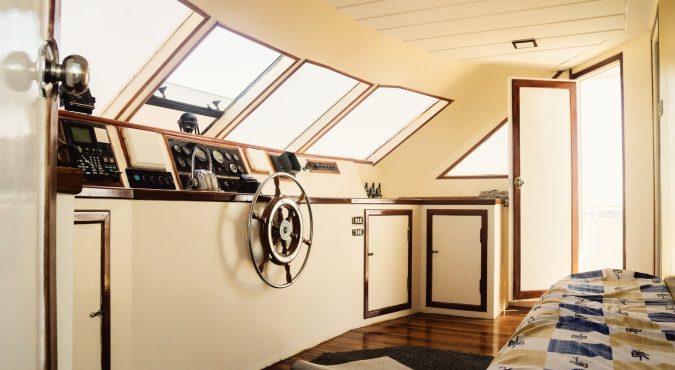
<box><xmin>125</xmin><ymin>168</ymin><xmax>175</xmax><ymax>190</ymax></box>
<box><xmin>58</xmin><ymin>119</ymin><xmax>121</xmax><ymax>185</ymax></box>
<box><xmin>305</xmin><ymin>160</ymin><xmax>339</xmax><ymax>174</ymax></box>
<box><xmin>167</xmin><ymin>138</ymin><xmax>249</xmax><ymax>192</ymax></box>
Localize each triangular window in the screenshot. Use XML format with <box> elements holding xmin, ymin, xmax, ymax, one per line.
<box><xmin>439</xmin><ymin>120</ymin><xmax>508</xmax><ymax>178</ymax></box>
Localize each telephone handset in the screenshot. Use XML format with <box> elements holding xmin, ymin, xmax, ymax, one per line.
<box><xmin>58</xmin><ymin>119</ymin><xmax>122</xmax><ymax>185</ymax></box>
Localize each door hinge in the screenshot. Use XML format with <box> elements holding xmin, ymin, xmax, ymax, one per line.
<box><xmin>659</xmin><ymin>100</ymin><xmax>664</xmax><ymax>117</ymax></box>
<box><xmin>407</xmin><ymin>229</ymin><xmax>412</xmax><ymax>242</ymax></box>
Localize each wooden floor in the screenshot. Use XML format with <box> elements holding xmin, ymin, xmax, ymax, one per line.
<box><xmin>266</xmin><ymin>307</ymin><xmax>528</xmax><ymax>369</ymax></box>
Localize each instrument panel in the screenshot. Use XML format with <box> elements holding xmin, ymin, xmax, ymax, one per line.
<box><xmin>167</xmin><ymin>137</ymin><xmax>249</xmax><ymax>192</ymax></box>
<box><xmin>58</xmin><ymin>118</ymin><xmax>122</xmax><ymax>186</ymax></box>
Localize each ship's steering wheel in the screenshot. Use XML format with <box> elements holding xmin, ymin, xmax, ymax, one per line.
<box><xmin>247</xmin><ymin>172</ymin><xmax>313</xmax><ymax>288</ymax></box>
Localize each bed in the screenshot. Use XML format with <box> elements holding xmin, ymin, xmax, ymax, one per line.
<box><xmin>488</xmin><ymin>269</ymin><xmax>675</xmax><ymax>369</ymax></box>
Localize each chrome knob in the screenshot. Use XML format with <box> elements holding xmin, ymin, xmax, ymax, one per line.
<box><xmin>40</xmin><ymin>39</ymin><xmax>90</xmax><ymax>97</ymax></box>
<box><xmin>514</xmin><ymin>177</ymin><xmax>525</xmax><ymax>188</ymax></box>
<box><xmin>45</xmin><ymin>54</ymin><xmax>90</xmax><ymax>95</ymax></box>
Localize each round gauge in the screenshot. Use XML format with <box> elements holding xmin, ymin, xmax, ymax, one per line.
<box><xmin>229</xmin><ymin>163</ymin><xmax>238</xmax><ymax>173</ymax></box>
<box><xmin>172</xmin><ymin>144</ymin><xmax>182</xmax><ymax>153</ymax></box>
<box><xmin>177</xmin><ymin>157</ymin><xmax>187</xmax><ymax>168</ymax></box>
<box><xmin>212</xmin><ymin>150</ymin><xmax>225</xmax><ymax>164</ymax></box>
<box><xmin>237</xmin><ymin>165</ymin><xmax>244</xmax><ymax>173</ymax></box>
<box><xmin>224</xmin><ymin>152</ymin><xmax>232</xmax><ymax>161</ymax></box>
<box><xmin>194</xmin><ymin>146</ymin><xmax>207</xmax><ymax>162</ymax></box>
<box><xmin>233</xmin><ymin>153</ymin><xmax>240</xmax><ymax>162</ymax></box>
<box><xmin>182</xmin><ymin>146</ymin><xmax>192</xmax><ymax>156</ymax></box>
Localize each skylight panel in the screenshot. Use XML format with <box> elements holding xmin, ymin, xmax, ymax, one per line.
<box><xmin>443</xmin><ymin>123</ymin><xmax>508</xmax><ymax>177</ymax></box>
<box><xmin>306</xmin><ymin>87</ymin><xmax>438</xmax><ymax>160</ymax></box>
<box><xmin>60</xmin><ymin>0</ymin><xmax>193</xmax><ymax>114</ymax></box>
<box><xmin>225</xmin><ymin>63</ymin><xmax>361</xmax><ymax>149</ymax></box>
<box><xmin>161</xmin><ymin>26</ymin><xmax>282</xmax><ymax>108</ymax></box>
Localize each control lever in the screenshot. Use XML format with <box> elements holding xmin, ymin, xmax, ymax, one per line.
<box><xmin>187</xmin><ymin>147</ymin><xmax>220</xmax><ymax>191</ymax></box>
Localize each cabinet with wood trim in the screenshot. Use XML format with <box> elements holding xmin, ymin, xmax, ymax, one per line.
<box><xmin>422</xmin><ymin>204</ymin><xmax>503</xmax><ymax>319</ymax></box>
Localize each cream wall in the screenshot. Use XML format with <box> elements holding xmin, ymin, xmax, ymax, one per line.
<box><xmin>659</xmin><ymin>1</ymin><xmax>675</xmax><ymax>281</ymax></box>
<box><xmin>59</xmin><ymin>197</ymin><xmax>421</xmax><ymax>370</ymax></box>
<box><xmin>57</xmin><ymin>198</ymin><xmax>135</xmax><ymax>370</ymax></box>
<box><xmin>572</xmin><ymin>34</ymin><xmax>656</xmax><ymax>274</ymax></box>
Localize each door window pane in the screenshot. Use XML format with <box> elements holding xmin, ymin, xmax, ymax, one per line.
<box><xmin>577</xmin><ymin>64</ymin><xmax>624</xmax><ymax>271</ymax></box>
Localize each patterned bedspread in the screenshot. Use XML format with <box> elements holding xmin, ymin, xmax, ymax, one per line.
<box><xmin>488</xmin><ymin>269</ymin><xmax>675</xmax><ymax>369</ymax></box>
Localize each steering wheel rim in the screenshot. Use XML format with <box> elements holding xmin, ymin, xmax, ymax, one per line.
<box><xmin>247</xmin><ymin>172</ymin><xmax>313</xmax><ymax>288</ymax></box>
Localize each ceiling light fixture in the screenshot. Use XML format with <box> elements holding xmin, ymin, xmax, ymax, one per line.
<box><xmin>512</xmin><ymin>39</ymin><xmax>538</xmax><ymax>49</ymax></box>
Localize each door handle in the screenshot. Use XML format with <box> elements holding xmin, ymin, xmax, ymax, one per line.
<box><xmin>89</xmin><ymin>309</ymin><xmax>104</xmax><ymax>318</ymax></box>
<box><xmin>432</xmin><ymin>250</ymin><xmax>439</xmax><ymax>254</ymax></box>
<box><xmin>367</xmin><ymin>252</ymin><xmax>374</xmax><ymax>257</ymax></box>
<box><xmin>514</xmin><ymin>177</ymin><xmax>525</xmax><ymax>188</ymax></box>
<box><xmin>39</xmin><ymin>39</ymin><xmax>90</xmax><ymax>97</ymax></box>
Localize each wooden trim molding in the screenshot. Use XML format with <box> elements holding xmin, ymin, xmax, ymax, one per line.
<box><xmin>569</xmin><ymin>53</ymin><xmax>623</xmax><ymax>80</ymax></box>
<box><xmin>569</xmin><ymin>53</ymin><xmax>626</xmax><ymax>270</ymax></box>
<box><xmin>511</xmin><ymin>78</ymin><xmax>578</xmax><ymax>301</ymax></box>
<box><xmin>364</xmin><ymin>209</ymin><xmax>413</xmax><ymax>319</ymax></box>
<box><xmin>75</xmin><ymin>187</ymin><xmax>506</xmax><ymax>205</ymax></box>
<box><xmin>74</xmin><ymin>211</ymin><xmax>111</xmax><ymax>370</ymax></box>
<box><xmin>426</xmin><ymin>209</ymin><xmax>488</xmax><ymax>312</ymax></box>
<box><xmin>57</xmin><ymin>167</ymin><xmax>84</xmax><ymax>194</ymax></box>
<box><xmin>437</xmin><ymin>118</ymin><xmax>508</xmax><ymax>179</ymax></box>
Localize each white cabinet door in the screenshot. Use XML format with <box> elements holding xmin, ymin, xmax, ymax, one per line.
<box><xmin>510</xmin><ymin>79</ymin><xmax>578</xmax><ymax>300</ymax></box>
<box><xmin>72</xmin><ymin>211</ymin><xmax>110</xmax><ymax>370</ymax></box>
<box><xmin>365</xmin><ymin>210</ymin><xmax>411</xmax><ymax>318</ymax></box>
<box><xmin>427</xmin><ymin>210</ymin><xmax>487</xmax><ymax>311</ymax></box>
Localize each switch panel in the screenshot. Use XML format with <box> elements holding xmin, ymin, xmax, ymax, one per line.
<box><xmin>305</xmin><ymin>160</ymin><xmax>339</xmax><ymax>174</ymax></box>
<box><xmin>126</xmin><ymin>168</ymin><xmax>175</xmax><ymax>190</ymax></box>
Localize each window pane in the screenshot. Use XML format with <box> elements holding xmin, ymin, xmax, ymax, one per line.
<box><xmin>226</xmin><ymin>63</ymin><xmax>360</xmax><ymax>149</ymax></box>
<box><xmin>307</xmin><ymin>87</ymin><xmax>438</xmax><ymax>159</ymax></box>
<box><xmin>445</xmin><ymin>124</ymin><xmax>508</xmax><ymax>176</ymax></box>
<box><xmin>577</xmin><ymin>64</ymin><xmax>623</xmax><ymax>271</ymax></box>
<box><xmin>161</xmin><ymin>26</ymin><xmax>282</xmax><ymax>108</ymax></box>
<box><xmin>60</xmin><ymin>0</ymin><xmax>193</xmax><ymax>114</ymax></box>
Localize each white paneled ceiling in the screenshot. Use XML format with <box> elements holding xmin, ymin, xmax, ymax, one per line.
<box><xmin>327</xmin><ymin>0</ymin><xmax>657</xmax><ymax>68</ymax></box>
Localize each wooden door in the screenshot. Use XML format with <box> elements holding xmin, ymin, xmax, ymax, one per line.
<box><xmin>511</xmin><ymin>79</ymin><xmax>578</xmax><ymax>300</ymax></box>
<box><xmin>426</xmin><ymin>209</ymin><xmax>487</xmax><ymax>312</ymax></box>
<box><xmin>0</xmin><ymin>0</ymin><xmax>57</xmax><ymax>367</ymax></box>
<box><xmin>73</xmin><ymin>212</ymin><xmax>111</xmax><ymax>370</ymax></box>
<box><xmin>364</xmin><ymin>210</ymin><xmax>412</xmax><ymax>318</ymax></box>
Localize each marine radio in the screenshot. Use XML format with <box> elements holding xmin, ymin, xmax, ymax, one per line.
<box><xmin>58</xmin><ymin>119</ymin><xmax>122</xmax><ymax>186</ymax></box>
